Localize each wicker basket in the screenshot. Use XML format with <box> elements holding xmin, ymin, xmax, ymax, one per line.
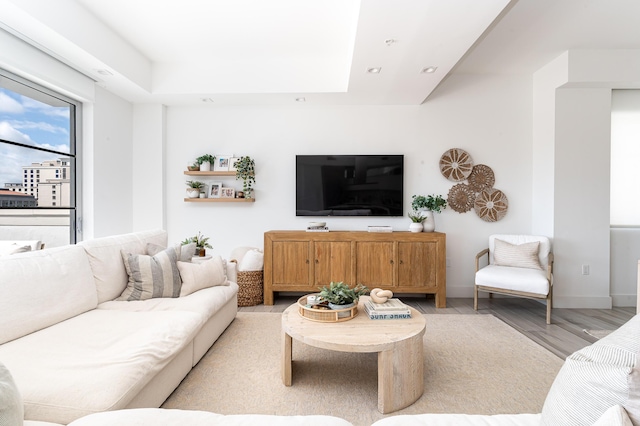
<box><xmin>236</xmin><ymin>270</ymin><xmax>264</xmax><ymax>307</ymax></box>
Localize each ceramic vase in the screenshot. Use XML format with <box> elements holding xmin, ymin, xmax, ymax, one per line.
<box><xmin>199</xmin><ymin>161</ymin><xmax>211</xmax><ymax>171</ymax></box>
<box><xmin>409</xmin><ymin>222</ymin><xmax>423</xmax><ymax>233</ymax></box>
<box><xmin>422</xmin><ymin>210</ymin><xmax>435</xmax><ymax>232</ymax></box>
<box><xmin>186</xmin><ymin>188</ymin><xmax>200</xmax><ymax>198</ymax></box>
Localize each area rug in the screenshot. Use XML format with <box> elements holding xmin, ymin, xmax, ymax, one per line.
<box><xmin>163</xmin><ymin>313</ymin><xmax>563</xmax><ymax>426</ymax></box>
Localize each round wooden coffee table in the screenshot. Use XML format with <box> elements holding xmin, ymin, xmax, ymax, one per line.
<box><xmin>281</xmin><ymin>296</ymin><xmax>426</xmax><ymax>414</ymax></box>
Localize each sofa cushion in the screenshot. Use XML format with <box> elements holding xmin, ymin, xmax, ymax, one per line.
<box><xmin>177</xmin><ymin>255</ymin><xmax>228</xmax><ymax>297</ymax></box>
<box><xmin>0</xmin><ymin>362</ymin><xmax>23</xmax><ymax>426</ymax></box>
<box><xmin>0</xmin><ymin>309</ymin><xmax>205</xmax><ymax>424</ymax></box>
<box><xmin>0</xmin><ymin>245</ymin><xmax>98</xmax><ymax>345</ymax></box>
<box><xmin>79</xmin><ymin>230</ymin><xmax>167</xmax><ymax>303</ymax></box>
<box><xmin>66</xmin><ymin>408</ymin><xmax>354</xmax><ymax>426</ymax></box>
<box><xmin>592</xmin><ymin>405</ymin><xmax>633</xmax><ymax>426</ymax></box>
<box><xmin>541</xmin><ymin>314</ymin><xmax>640</xmax><ymax>425</ymax></box>
<box><xmin>493</xmin><ymin>239</ymin><xmax>542</xmax><ymax>270</ymax></box>
<box><xmin>118</xmin><ymin>245</ymin><xmax>185</xmax><ymax>301</ymax></box>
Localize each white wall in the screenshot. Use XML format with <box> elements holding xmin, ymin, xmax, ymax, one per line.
<box><xmin>163</xmin><ymin>73</ymin><xmax>533</xmax><ymax>296</ymax></box>
<box><xmin>89</xmin><ymin>86</ymin><xmax>134</xmax><ymax>238</ymax></box>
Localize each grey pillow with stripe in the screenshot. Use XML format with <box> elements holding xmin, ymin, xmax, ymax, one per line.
<box><xmin>541</xmin><ymin>315</ymin><xmax>640</xmax><ymax>425</ymax></box>
<box><xmin>493</xmin><ymin>238</ymin><xmax>542</xmax><ymax>270</ymax></box>
<box><xmin>117</xmin><ymin>244</ymin><xmax>194</xmax><ymax>301</ymax></box>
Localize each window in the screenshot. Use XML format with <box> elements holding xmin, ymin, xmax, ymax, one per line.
<box><xmin>0</xmin><ymin>69</ymin><xmax>81</xmax><ymax>244</ymax></box>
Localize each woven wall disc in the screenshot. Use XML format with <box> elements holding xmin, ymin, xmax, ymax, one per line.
<box><xmin>474</xmin><ymin>188</ymin><xmax>508</xmax><ymax>222</ymax></box>
<box><xmin>468</xmin><ymin>164</ymin><xmax>495</xmax><ymax>193</ymax></box>
<box><xmin>447</xmin><ymin>183</ymin><xmax>475</xmax><ymax>213</ymax></box>
<box><xmin>439</xmin><ymin>148</ymin><xmax>473</xmax><ymax>182</ymax></box>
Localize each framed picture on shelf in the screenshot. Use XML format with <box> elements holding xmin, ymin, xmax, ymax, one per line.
<box><xmin>228</xmin><ymin>157</ymin><xmax>240</xmax><ymax>172</ymax></box>
<box><xmin>220</xmin><ymin>187</ymin><xmax>235</xmax><ymax>198</ymax></box>
<box><xmin>214</xmin><ymin>155</ymin><xmax>232</xmax><ymax>171</ymax></box>
<box><xmin>209</xmin><ymin>181</ymin><xmax>223</xmax><ymax>198</ymax></box>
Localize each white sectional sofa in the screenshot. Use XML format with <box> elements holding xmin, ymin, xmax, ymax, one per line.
<box><xmin>0</xmin><ymin>230</ymin><xmax>239</xmax><ymax>425</ymax></box>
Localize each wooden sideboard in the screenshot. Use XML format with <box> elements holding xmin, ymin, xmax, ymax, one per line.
<box><xmin>263</xmin><ymin>230</ymin><xmax>446</xmax><ymax>307</ymax></box>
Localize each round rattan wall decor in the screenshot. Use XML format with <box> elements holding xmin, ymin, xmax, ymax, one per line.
<box><xmin>467</xmin><ymin>164</ymin><xmax>495</xmax><ymax>193</ymax></box>
<box><xmin>439</xmin><ymin>148</ymin><xmax>473</xmax><ymax>182</ymax></box>
<box><xmin>447</xmin><ymin>183</ymin><xmax>476</xmax><ymax>213</ymax></box>
<box><xmin>474</xmin><ymin>188</ymin><xmax>508</xmax><ymax>222</ymax></box>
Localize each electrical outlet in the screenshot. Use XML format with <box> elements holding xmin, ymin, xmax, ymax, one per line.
<box><xmin>582</xmin><ymin>264</ymin><xmax>590</xmax><ymax>275</ymax></box>
<box><xmin>446</xmin><ymin>258</ymin><xmax>452</xmax><ymax>268</ymax></box>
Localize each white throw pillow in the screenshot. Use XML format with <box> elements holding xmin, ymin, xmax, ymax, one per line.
<box><xmin>493</xmin><ymin>239</ymin><xmax>542</xmax><ymax>270</ymax></box>
<box><xmin>238</xmin><ymin>249</ymin><xmax>264</xmax><ymax>271</ymax></box>
<box><xmin>147</xmin><ymin>242</ymin><xmax>195</xmax><ymax>262</ymax></box>
<box><xmin>592</xmin><ymin>405</ymin><xmax>633</xmax><ymax>426</ymax></box>
<box><xmin>177</xmin><ymin>255</ymin><xmax>228</xmax><ymax>296</ymax></box>
<box><xmin>0</xmin><ymin>362</ymin><xmax>24</xmax><ymax>426</ymax></box>
<box><xmin>0</xmin><ymin>244</ymin><xmax>31</xmax><ymax>256</ymax></box>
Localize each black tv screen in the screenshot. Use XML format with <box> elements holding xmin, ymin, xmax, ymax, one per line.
<box><xmin>296</xmin><ymin>155</ymin><xmax>404</xmax><ymax>217</ymax></box>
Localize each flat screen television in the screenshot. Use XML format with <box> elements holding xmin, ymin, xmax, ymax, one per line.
<box><xmin>296</xmin><ymin>155</ymin><xmax>404</xmax><ymax>217</ymax></box>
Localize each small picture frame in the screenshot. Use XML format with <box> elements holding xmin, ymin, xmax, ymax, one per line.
<box><xmin>220</xmin><ymin>187</ymin><xmax>235</xmax><ymax>198</ymax></box>
<box><xmin>228</xmin><ymin>157</ymin><xmax>240</xmax><ymax>172</ymax></box>
<box><xmin>214</xmin><ymin>155</ymin><xmax>232</xmax><ymax>171</ymax></box>
<box><xmin>209</xmin><ymin>181</ymin><xmax>223</xmax><ymax>198</ymax></box>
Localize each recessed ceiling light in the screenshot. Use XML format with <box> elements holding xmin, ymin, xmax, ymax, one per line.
<box><xmin>367</xmin><ymin>67</ymin><xmax>382</xmax><ymax>74</ymax></box>
<box><xmin>295</xmin><ymin>97</ymin><xmax>306</xmax><ymax>102</ymax></box>
<box><xmin>96</xmin><ymin>69</ymin><xmax>113</xmax><ymax>76</ymax></box>
<box><xmin>421</xmin><ymin>66</ymin><xmax>438</xmax><ymax>74</ymax></box>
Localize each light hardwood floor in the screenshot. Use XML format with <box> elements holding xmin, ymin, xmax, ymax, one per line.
<box><xmin>239</xmin><ymin>294</ymin><xmax>636</xmax><ymax>360</ymax></box>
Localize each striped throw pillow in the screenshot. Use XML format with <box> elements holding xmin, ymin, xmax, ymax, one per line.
<box><xmin>541</xmin><ymin>315</ymin><xmax>640</xmax><ymax>425</ymax></box>
<box><xmin>493</xmin><ymin>239</ymin><xmax>542</xmax><ymax>270</ymax></box>
<box><xmin>118</xmin><ymin>245</ymin><xmax>186</xmax><ymax>301</ymax></box>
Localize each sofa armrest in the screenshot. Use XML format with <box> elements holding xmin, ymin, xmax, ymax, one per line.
<box><xmin>475</xmin><ymin>248</ymin><xmax>489</xmax><ymax>272</ymax></box>
<box><xmin>227</xmin><ymin>259</ymin><xmax>238</xmax><ymax>284</ymax></box>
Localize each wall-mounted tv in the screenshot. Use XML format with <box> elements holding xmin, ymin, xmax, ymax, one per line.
<box><xmin>296</xmin><ymin>155</ymin><xmax>404</xmax><ymax>217</ymax></box>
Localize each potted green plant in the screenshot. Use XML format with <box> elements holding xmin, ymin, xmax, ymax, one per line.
<box><xmin>196</xmin><ymin>154</ymin><xmax>216</xmax><ymax>171</ymax></box>
<box><xmin>181</xmin><ymin>231</ymin><xmax>212</xmax><ymax>256</ymax></box>
<box><xmin>408</xmin><ymin>211</ymin><xmax>425</xmax><ymax>233</ymax></box>
<box><xmin>187</xmin><ymin>161</ymin><xmax>200</xmax><ymax>171</ymax></box>
<box><xmin>318</xmin><ymin>281</ymin><xmax>369</xmax><ymax>310</ymax></box>
<box><xmin>411</xmin><ymin>194</ymin><xmax>447</xmax><ymax>232</ymax></box>
<box><xmin>185</xmin><ymin>180</ymin><xmax>204</xmax><ymax>198</ymax></box>
<box><xmin>235</xmin><ymin>156</ymin><xmax>256</xmax><ymax>198</ymax></box>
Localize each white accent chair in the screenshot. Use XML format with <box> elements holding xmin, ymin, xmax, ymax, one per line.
<box><xmin>474</xmin><ymin>234</ymin><xmax>554</xmax><ymax>324</ymax></box>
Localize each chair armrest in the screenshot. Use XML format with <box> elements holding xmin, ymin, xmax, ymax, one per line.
<box><xmin>475</xmin><ymin>248</ymin><xmax>489</xmax><ymax>272</ymax></box>
<box><xmin>547</xmin><ymin>252</ymin><xmax>554</xmax><ymax>283</ymax></box>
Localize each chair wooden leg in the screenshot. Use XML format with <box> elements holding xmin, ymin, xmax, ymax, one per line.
<box><xmin>546</xmin><ymin>289</ymin><xmax>552</xmax><ymax>324</ymax></box>
<box><xmin>473</xmin><ymin>285</ymin><xmax>478</xmax><ymax>311</ymax></box>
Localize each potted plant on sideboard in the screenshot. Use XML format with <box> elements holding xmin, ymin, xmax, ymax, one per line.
<box><xmin>411</xmin><ymin>194</ymin><xmax>447</xmax><ymax>232</ymax></box>
<box><xmin>181</xmin><ymin>231</ymin><xmax>212</xmax><ymax>257</ymax></box>
<box><xmin>408</xmin><ymin>211</ymin><xmax>425</xmax><ymax>233</ymax></box>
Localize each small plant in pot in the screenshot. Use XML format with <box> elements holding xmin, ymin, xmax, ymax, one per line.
<box><xmin>318</xmin><ymin>281</ymin><xmax>369</xmax><ymax>310</ymax></box>
<box><xmin>187</xmin><ymin>161</ymin><xmax>200</xmax><ymax>171</ymax></box>
<box><xmin>181</xmin><ymin>231</ymin><xmax>212</xmax><ymax>256</ymax></box>
<box><xmin>411</xmin><ymin>194</ymin><xmax>447</xmax><ymax>232</ymax></box>
<box><xmin>235</xmin><ymin>156</ymin><xmax>256</xmax><ymax>198</ymax></box>
<box><xmin>196</xmin><ymin>154</ymin><xmax>216</xmax><ymax>171</ymax></box>
<box><xmin>185</xmin><ymin>180</ymin><xmax>204</xmax><ymax>198</ymax></box>
<box><xmin>408</xmin><ymin>211</ymin><xmax>425</xmax><ymax>233</ymax></box>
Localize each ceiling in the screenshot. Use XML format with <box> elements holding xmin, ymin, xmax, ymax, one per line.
<box><xmin>1</xmin><ymin>0</ymin><xmax>640</xmax><ymax>106</ymax></box>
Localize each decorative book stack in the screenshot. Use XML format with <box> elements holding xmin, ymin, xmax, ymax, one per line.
<box><xmin>367</xmin><ymin>226</ymin><xmax>393</xmax><ymax>233</ymax></box>
<box><xmin>306</xmin><ymin>225</ymin><xmax>329</xmax><ymax>232</ymax></box>
<box><xmin>364</xmin><ymin>298</ymin><xmax>411</xmax><ymax>319</ymax></box>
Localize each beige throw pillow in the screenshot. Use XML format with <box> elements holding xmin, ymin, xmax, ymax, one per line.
<box><xmin>0</xmin><ymin>244</ymin><xmax>31</xmax><ymax>257</ymax></box>
<box><xmin>177</xmin><ymin>255</ymin><xmax>228</xmax><ymax>297</ymax></box>
<box><xmin>493</xmin><ymin>239</ymin><xmax>542</xmax><ymax>270</ymax></box>
<box><xmin>118</xmin><ymin>245</ymin><xmax>185</xmax><ymax>301</ymax></box>
<box><xmin>0</xmin><ymin>362</ymin><xmax>24</xmax><ymax>426</ymax></box>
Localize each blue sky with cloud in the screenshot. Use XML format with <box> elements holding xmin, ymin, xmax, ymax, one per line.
<box><xmin>0</xmin><ymin>88</ymin><xmax>70</xmax><ymax>186</ymax></box>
